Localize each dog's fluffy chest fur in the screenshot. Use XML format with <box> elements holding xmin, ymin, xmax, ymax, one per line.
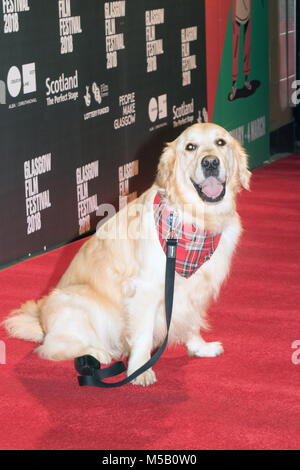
<box><xmin>119</xmin><ymin>188</ymin><xmax>242</xmax><ymax>350</ymax></box>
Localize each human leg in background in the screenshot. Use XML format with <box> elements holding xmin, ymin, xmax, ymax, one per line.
<box><xmin>230</xmin><ymin>0</ymin><xmax>240</xmax><ymax>101</ymax></box>
<box><xmin>243</xmin><ymin>15</ymin><xmax>252</xmax><ymax>90</ymax></box>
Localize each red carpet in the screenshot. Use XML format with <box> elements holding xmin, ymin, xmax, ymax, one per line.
<box><xmin>1</xmin><ymin>154</ymin><xmax>300</xmax><ymax>450</ymax></box>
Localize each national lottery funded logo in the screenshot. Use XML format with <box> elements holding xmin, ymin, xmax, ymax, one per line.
<box><xmin>83</xmin><ymin>81</ymin><xmax>110</xmax><ymax>121</ymax></box>
<box><xmin>45</xmin><ymin>69</ymin><xmax>79</xmax><ymax>106</ymax></box>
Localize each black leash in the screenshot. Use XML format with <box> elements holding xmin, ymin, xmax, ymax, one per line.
<box><xmin>75</xmin><ymin>238</ymin><xmax>178</xmax><ymax>387</ymax></box>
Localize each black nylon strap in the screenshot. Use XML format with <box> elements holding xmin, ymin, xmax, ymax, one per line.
<box><xmin>75</xmin><ymin>238</ymin><xmax>178</xmax><ymax>388</ymax></box>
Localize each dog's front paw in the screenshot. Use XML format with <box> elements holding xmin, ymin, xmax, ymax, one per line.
<box><xmin>130</xmin><ymin>368</ymin><xmax>157</xmax><ymax>386</ymax></box>
<box><xmin>191</xmin><ymin>341</ymin><xmax>224</xmax><ymax>358</ymax></box>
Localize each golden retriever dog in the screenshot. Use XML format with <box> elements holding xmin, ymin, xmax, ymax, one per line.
<box><xmin>4</xmin><ymin>123</ymin><xmax>250</xmax><ymax>386</ymax></box>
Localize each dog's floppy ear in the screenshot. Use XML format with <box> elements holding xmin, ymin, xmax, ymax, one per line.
<box><xmin>232</xmin><ymin>138</ymin><xmax>251</xmax><ymax>191</ymax></box>
<box><xmin>156</xmin><ymin>141</ymin><xmax>176</xmax><ymax>189</ymax></box>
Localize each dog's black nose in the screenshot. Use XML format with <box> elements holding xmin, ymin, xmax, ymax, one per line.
<box><xmin>202</xmin><ymin>155</ymin><xmax>220</xmax><ymax>169</ymax></box>
<box><xmin>201</xmin><ymin>156</ymin><xmax>220</xmax><ymax>176</ymax></box>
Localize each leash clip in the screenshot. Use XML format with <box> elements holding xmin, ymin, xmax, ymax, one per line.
<box><xmin>167</xmin><ymin>238</ymin><xmax>178</xmax><ymax>258</ymax></box>
<box><xmin>166</xmin><ymin>210</ymin><xmax>180</xmax><ymax>241</ymax></box>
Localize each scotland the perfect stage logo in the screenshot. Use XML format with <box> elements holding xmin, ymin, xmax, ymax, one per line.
<box><xmin>45</xmin><ymin>70</ymin><xmax>79</xmax><ymax>106</ymax></box>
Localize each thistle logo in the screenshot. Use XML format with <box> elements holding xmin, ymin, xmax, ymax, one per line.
<box><xmin>0</xmin><ymin>62</ymin><xmax>36</xmax><ymax>105</ymax></box>
<box><xmin>148</xmin><ymin>94</ymin><xmax>167</xmax><ymax>122</ymax></box>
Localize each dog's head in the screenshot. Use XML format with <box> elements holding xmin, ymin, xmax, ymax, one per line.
<box><xmin>156</xmin><ymin>123</ymin><xmax>251</xmax><ymax>212</ymax></box>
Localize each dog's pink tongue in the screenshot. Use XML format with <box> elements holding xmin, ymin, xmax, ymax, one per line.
<box><xmin>201</xmin><ymin>177</ymin><xmax>223</xmax><ymax>199</ymax></box>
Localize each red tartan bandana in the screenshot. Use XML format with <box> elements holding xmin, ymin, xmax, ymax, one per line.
<box><xmin>153</xmin><ymin>192</ymin><xmax>221</xmax><ymax>278</ymax></box>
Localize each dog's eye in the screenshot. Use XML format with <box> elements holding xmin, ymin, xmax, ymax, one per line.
<box><xmin>216</xmin><ymin>139</ymin><xmax>226</xmax><ymax>147</ymax></box>
<box><xmin>185</xmin><ymin>143</ymin><xmax>197</xmax><ymax>151</ymax></box>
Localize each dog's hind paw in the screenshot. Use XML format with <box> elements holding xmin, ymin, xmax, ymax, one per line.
<box><xmin>189</xmin><ymin>341</ymin><xmax>224</xmax><ymax>358</ymax></box>
<box><xmin>85</xmin><ymin>348</ymin><xmax>112</xmax><ymax>364</ymax></box>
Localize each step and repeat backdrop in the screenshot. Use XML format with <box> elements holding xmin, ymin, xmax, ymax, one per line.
<box><xmin>0</xmin><ymin>1</ymin><xmax>270</xmax><ymax>268</ymax></box>
<box><xmin>0</xmin><ymin>0</ymin><xmax>207</xmax><ymax>267</ymax></box>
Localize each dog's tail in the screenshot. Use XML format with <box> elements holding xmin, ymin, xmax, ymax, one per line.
<box><xmin>3</xmin><ymin>299</ymin><xmax>45</xmax><ymax>343</ymax></box>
